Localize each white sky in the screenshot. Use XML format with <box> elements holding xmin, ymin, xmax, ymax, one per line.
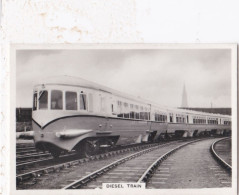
<box><xmin>16</xmin><ymin>49</ymin><xmax>231</xmax><ymax>108</ymax></box>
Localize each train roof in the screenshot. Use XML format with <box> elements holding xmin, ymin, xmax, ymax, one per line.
<box><xmin>34</xmin><ymin>75</ymin><xmax>150</xmax><ymax>105</ymax></box>
<box><xmin>34</xmin><ymin>75</ymin><xmax>231</xmax><ymax>119</ymax></box>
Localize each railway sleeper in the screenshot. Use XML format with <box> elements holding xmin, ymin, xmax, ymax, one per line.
<box><xmin>90</xmin><ymin>174</ymin><xmax>97</xmax><ymax>180</ymax></box>
<box><xmin>97</xmin><ymin>171</ymin><xmax>104</xmax><ymax>176</ymax></box>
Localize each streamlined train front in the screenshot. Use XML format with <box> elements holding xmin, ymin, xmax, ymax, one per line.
<box><xmin>32</xmin><ymin>83</ymin><xmax>111</xmax><ymax>157</ymax></box>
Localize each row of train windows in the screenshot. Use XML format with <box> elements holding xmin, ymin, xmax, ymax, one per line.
<box><xmin>224</xmin><ymin>121</ymin><xmax>231</xmax><ymax>125</ymax></box>
<box><xmin>117</xmin><ymin>112</ymin><xmax>167</xmax><ymax>122</ymax></box>
<box><xmin>176</xmin><ymin>116</ymin><xmax>186</xmax><ymax>123</ymax></box>
<box><xmin>33</xmin><ymin>91</ymin><xmax>231</xmax><ymax>124</ymax></box>
<box><xmin>117</xmin><ymin>101</ymin><xmax>149</xmax><ymax>111</ymax></box>
<box><xmin>33</xmin><ymin>90</ymin><xmax>87</xmax><ymax>111</ymax></box>
<box><xmin>193</xmin><ymin>119</ymin><xmax>206</xmax><ymax>124</ymax></box>
<box><xmin>208</xmin><ymin>120</ymin><xmax>218</xmax><ymax>125</ymax></box>
<box><xmin>117</xmin><ymin>112</ymin><xmax>150</xmax><ymax>120</ymax></box>
<box><xmin>155</xmin><ymin>114</ymin><xmax>167</xmax><ymax>122</ymax></box>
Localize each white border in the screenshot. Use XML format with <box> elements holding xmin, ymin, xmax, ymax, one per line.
<box><xmin>10</xmin><ymin>44</ymin><xmax>237</xmax><ymax>195</ymax></box>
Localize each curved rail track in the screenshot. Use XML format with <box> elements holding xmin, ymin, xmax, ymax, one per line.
<box><xmin>210</xmin><ymin>137</ymin><xmax>232</xmax><ymax>173</ymax></box>
<box><xmin>146</xmin><ymin>137</ymin><xmax>231</xmax><ymax>188</ymax></box>
<box><xmin>17</xmin><ymin>136</ymin><xmax>231</xmax><ymax>189</ymax></box>
<box><xmin>16</xmin><ymin>141</ymin><xmax>168</xmax><ymax>186</ymax></box>
<box><xmin>62</xmin><ymin>139</ymin><xmax>201</xmax><ymax>189</ymax></box>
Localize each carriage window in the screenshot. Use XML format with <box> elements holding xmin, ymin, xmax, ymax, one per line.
<box><xmin>33</xmin><ymin>92</ymin><xmax>37</xmax><ymax>110</ymax></box>
<box><xmin>51</xmin><ymin>90</ymin><xmax>63</xmax><ymax>110</ymax></box>
<box><xmin>130</xmin><ymin>112</ymin><xmax>135</xmax><ymax>119</ymax></box>
<box><xmin>80</xmin><ymin>94</ymin><xmax>87</xmax><ymax>110</ymax></box>
<box><xmin>140</xmin><ymin>112</ymin><xmax>145</xmax><ymax>120</ymax></box>
<box><xmin>39</xmin><ymin>90</ymin><xmax>48</xmax><ymax>109</ymax></box>
<box><xmin>66</xmin><ymin>91</ymin><xmax>77</xmax><ymax>110</ymax></box>
<box><xmin>130</xmin><ymin>104</ymin><xmax>133</xmax><ymax>109</ymax></box>
<box><xmin>136</xmin><ymin>113</ymin><xmax>140</xmax><ymax>119</ymax></box>
<box><xmin>170</xmin><ymin>116</ymin><xmax>173</xmax><ymax>123</ymax></box>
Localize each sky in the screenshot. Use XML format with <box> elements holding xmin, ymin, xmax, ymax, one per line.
<box><xmin>16</xmin><ymin>48</ymin><xmax>231</xmax><ymax>108</ymax></box>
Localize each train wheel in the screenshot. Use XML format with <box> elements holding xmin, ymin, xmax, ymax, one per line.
<box><xmin>49</xmin><ymin>148</ymin><xmax>61</xmax><ymax>158</ymax></box>
<box><xmin>83</xmin><ymin>140</ymin><xmax>99</xmax><ymax>157</ymax></box>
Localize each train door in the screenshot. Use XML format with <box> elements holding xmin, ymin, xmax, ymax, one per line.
<box><xmin>110</xmin><ymin>97</ymin><xmax>116</xmax><ymax>115</ymax></box>
<box><xmin>88</xmin><ymin>93</ymin><xmax>94</xmax><ymax>112</ymax></box>
<box><xmin>100</xmin><ymin>96</ymin><xmax>106</xmax><ymax>113</ymax></box>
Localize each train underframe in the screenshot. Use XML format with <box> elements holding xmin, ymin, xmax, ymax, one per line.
<box><xmin>32</xmin><ymin>117</ymin><xmax>231</xmax><ymax>158</ymax></box>
<box><xmin>35</xmin><ymin>128</ymin><xmax>230</xmax><ymax>158</ymax></box>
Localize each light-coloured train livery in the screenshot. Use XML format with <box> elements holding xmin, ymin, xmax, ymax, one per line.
<box><xmin>32</xmin><ymin>76</ymin><xmax>231</xmax><ymax>157</ymax></box>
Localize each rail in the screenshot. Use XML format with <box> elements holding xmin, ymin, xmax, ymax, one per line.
<box><xmin>210</xmin><ymin>137</ymin><xmax>231</xmax><ymax>173</ymax></box>
<box><xmin>62</xmin><ymin>142</ymin><xmax>175</xmax><ymax>189</ymax></box>
<box><xmin>137</xmin><ymin>139</ymin><xmax>202</xmax><ymax>183</ymax></box>
<box><xmin>17</xmin><ymin>142</ymin><xmax>160</xmax><ymax>184</ymax></box>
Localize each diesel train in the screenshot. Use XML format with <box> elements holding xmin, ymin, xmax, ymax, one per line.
<box><xmin>32</xmin><ymin>76</ymin><xmax>231</xmax><ymax>157</ymax></box>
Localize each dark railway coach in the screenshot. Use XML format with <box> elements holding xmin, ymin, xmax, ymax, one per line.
<box><xmin>16</xmin><ymin>108</ymin><xmax>32</xmax><ymax>122</ymax></box>
<box><xmin>32</xmin><ymin>76</ymin><xmax>231</xmax><ymax>158</ymax></box>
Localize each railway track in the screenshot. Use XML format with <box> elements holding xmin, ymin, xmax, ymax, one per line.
<box><xmin>16</xmin><ymin>143</ymin><xmax>35</xmax><ymax>149</ymax></box>
<box><xmin>16</xmin><ymin>152</ymin><xmax>79</xmax><ymax>174</ymax></box>
<box><xmin>17</xmin><ymin>153</ymin><xmax>52</xmax><ymax>163</ymax></box>
<box><xmin>210</xmin><ymin>137</ymin><xmax>232</xmax><ymax>173</ymax></box>
<box><xmin>17</xmin><ymin>141</ymin><xmax>169</xmax><ymax>187</ymax></box>
<box><xmin>62</xmin><ymin>139</ymin><xmax>201</xmax><ymax>189</ymax></box>
<box><xmin>17</xmin><ymin>136</ymin><xmax>230</xmax><ymax>189</ymax></box>
<box><xmin>146</xmin><ymin>137</ymin><xmax>231</xmax><ymax>188</ymax></box>
<box><xmin>16</xmin><ymin>143</ymin><xmax>54</xmax><ymax>166</ymax></box>
<box><xmin>17</xmin><ymin>149</ymin><xmax>39</xmax><ymax>155</ymax></box>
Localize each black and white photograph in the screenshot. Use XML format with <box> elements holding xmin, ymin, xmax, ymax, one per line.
<box><xmin>11</xmin><ymin>44</ymin><xmax>237</xmax><ymax>194</ymax></box>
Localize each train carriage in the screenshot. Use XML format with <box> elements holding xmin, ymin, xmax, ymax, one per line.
<box><xmin>32</xmin><ymin>76</ymin><xmax>231</xmax><ymax>157</ymax></box>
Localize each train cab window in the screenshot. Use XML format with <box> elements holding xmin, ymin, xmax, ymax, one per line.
<box><xmin>80</xmin><ymin>94</ymin><xmax>87</xmax><ymax>110</ymax></box>
<box><xmin>51</xmin><ymin>90</ymin><xmax>63</xmax><ymax>110</ymax></box>
<box><xmin>66</xmin><ymin>91</ymin><xmax>77</xmax><ymax>110</ymax></box>
<box><xmin>33</xmin><ymin>92</ymin><xmax>37</xmax><ymax>110</ymax></box>
<box><xmin>39</xmin><ymin>90</ymin><xmax>48</xmax><ymax>109</ymax></box>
